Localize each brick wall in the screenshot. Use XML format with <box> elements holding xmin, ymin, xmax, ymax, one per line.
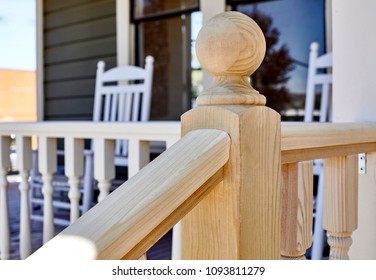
<box><xmin>0</xmin><ymin>69</ymin><xmax>36</xmax><ymax>122</ymax></box>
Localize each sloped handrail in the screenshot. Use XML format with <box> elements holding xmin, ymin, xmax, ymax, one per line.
<box><xmin>28</xmin><ymin>129</ymin><xmax>230</xmax><ymax>260</ymax></box>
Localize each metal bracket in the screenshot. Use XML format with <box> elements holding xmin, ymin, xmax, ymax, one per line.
<box><xmin>359</xmin><ymin>153</ymin><xmax>366</xmax><ymax>174</ymax></box>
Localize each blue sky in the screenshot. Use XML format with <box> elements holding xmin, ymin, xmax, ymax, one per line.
<box><xmin>0</xmin><ymin>0</ymin><xmax>36</xmax><ymax>71</ymax></box>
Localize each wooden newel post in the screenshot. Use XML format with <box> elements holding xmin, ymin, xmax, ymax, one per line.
<box><xmin>181</xmin><ymin>11</ymin><xmax>281</xmax><ymax>259</ymax></box>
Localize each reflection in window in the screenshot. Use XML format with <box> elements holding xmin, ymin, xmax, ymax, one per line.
<box><xmin>133</xmin><ymin>0</ymin><xmax>199</xmax><ymax>20</ymax></box>
<box><xmin>234</xmin><ymin>0</ymin><xmax>325</xmax><ymax>118</ymax></box>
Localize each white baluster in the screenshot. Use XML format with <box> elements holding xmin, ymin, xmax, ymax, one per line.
<box><xmin>64</xmin><ymin>137</ymin><xmax>84</xmax><ymax>223</ymax></box>
<box><xmin>94</xmin><ymin>138</ymin><xmax>115</xmax><ymax>202</ymax></box>
<box><xmin>81</xmin><ymin>150</ymin><xmax>94</xmax><ymax>214</ymax></box>
<box><xmin>38</xmin><ymin>137</ymin><xmax>57</xmax><ymax>243</ymax></box>
<box><xmin>16</xmin><ymin>136</ymin><xmax>32</xmax><ymax>259</ymax></box>
<box><xmin>0</xmin><ymin>136</ymin><xmax>11</xmax><ymax>259</ymax></box>
<box><xmin>128</xmin><ymin>139</ymin><xmax>150</xmax><ymax>178</ymax></box>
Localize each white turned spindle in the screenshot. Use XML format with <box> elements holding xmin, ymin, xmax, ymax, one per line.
<box><xmin>38</xmin><ymin>137</ymin><xmax>57</xmax><ymax>244</ymax></box>
<box><xmin>94</xmin><ymin>138</ymin><xmax>115</xmax><ymax>202</ymax></box>
<box><xmin>64</xmin><ymin>137</ymin><xmax>84</xmax><ymax>223</ymax></box>
<box><xmin>81</xmin><ymin>150</ymin><xmax>94</xmax><ymax>214</ymax></box>
<box><xmin>128</xmin><ymin>139</ymin><xmax>150</xmax><ymax>178</ymax></box>
<box><xmin>0</xmin><ymin>136</ymin><xmax>11</xmax><ymax>259</ymax></box>
<box><xmin>323</xmin><ymin>155</ymin><xmax>358</xmax><ymax>260</ymax></box>
<box><xmin>16</xmin><ymin>136</ymin><xmax>32</xmax><ymax>259</ymax></box>
<box><xmin>281</xmin><ymin>161</ymin><xmax>313</xmax><ymax>260</ymax></box>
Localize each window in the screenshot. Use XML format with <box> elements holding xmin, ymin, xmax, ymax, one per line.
<box><xmin>132</xmin><ymin>0</ymin><xmax>200</xmax><ymax>120</ymax></box>
<box><xmin>229</xmin><ymin>0</ymin><xmax>326</xmax><ymax>118</ymax></box>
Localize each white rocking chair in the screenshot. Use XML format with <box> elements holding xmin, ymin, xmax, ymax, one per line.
<box><xmin>304</xmin><ymin>42</ymin><xmax>332</xmax><ymax>260</ymax></box>
<box><xmin>30</xmin><ymin>56</ymin><xmax>155</xmax><ymax>226</ymax></box>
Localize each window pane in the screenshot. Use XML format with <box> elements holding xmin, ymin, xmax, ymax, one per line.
<box><xmin>138</xmin><ymin>14</ymin><xmax>192</xmax><ymax>120</ymax></box>
<box><xmin>236</xmin><ymin>0</ymin><xmax>325</xmax><ymax>117</ymax></box>
<box><xmin>134</xmin><ymin>0</ymin><xmax>199</xmax><ymax>20</ymax></box>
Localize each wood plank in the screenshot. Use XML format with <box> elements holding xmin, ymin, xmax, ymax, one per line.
<box><xmin>45</xmin><ymin>37</ymin><xmax>116</xmax><ymax>64</ymax></box>
<box><xmin>45</xmin><ymin>17</ymin><xmax>116</xmax><ymax>47</ymax></box>
<box><xmin>45</xmin><ymin>0</ymin><xmax>115</xmax><ymax>29</ymax></box>
<box><xmin>28</xmin><ymin>129</ymin><xmax>230</xmax><ymax>260</ymax></box>
<box><xmin>281</xmin><ymin>161</ymin><xmax>313</xmax><ymax>259</ymax></box>
<box><xmin>323</xmin><ymin>155</ymin><xmax>358</xmax><ymax>260</ymax></box>
<box><xmin>181</xmin><ymin>105</ymin><xmax>281</xmax><ymax>260</ymax></box>
<box><xmin>281</xmin><ymin>122</ymin><xmax>376</xmax><ymax>163</ymax></box>
<box><xmin>45</xmin><ymin>98</ymin><xmax>94</xmax><ymax>119</ymax></box>
<box><xmin>44</xmin><ymin>0</ymin><xmax>98</xmax><ymax>13</ymax></box>
<box><xmin>44</xmin><ymin>57</ymin><xmax>116</xmax><ymax>82</ymax></box>
<box><xmin>282</xmin><ymin>142</ymin><xmax>376</xmax><ymax>164</ymax></box>
<box><xmin>45</xmin><ymin>79</ymin><xmax>95</xmax><ymax>99</ymax></box>
<box><xmin>282</xmin><ymin>122</ymin><xmax>376</xmax><ymax>151</ymax></box>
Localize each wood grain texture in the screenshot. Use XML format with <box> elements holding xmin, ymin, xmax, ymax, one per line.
<box><xmin>181</xmin><ymin>12</ymin><xmax>280</xmax><ymax>260</ymax></box>
<box><xmin>181</xmin><ymin>105</ymin><xmax>281</xmax><ymax>259</ymax></box>
<box><xmin>195</xmin><ymin>11</ymin><xmax>266</xmax><ymax>106</ymax></box>
<box><xmin>281</xmin><ymin>161</ymin><xmax>313</xmax><ymax>259</ymax></box>
<box><xmin>28</xmin><ymin>129</ymin><xmax>230</xmax><ymax>260</ymax></box>
<box><xmin>323</xmin><ymin>155</ymin><xmax>358</xmax><ymax>260</ymax></box>
<box><xmin>281</xmin><ymin>122</ymin><xmax>376</xmax><ymax>163</ymax></box>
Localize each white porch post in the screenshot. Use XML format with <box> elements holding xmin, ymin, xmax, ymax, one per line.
<box><xmin>116</xmin><ymin>0</ymin><xmax>132</xmax><ymax>66</ymax></box>
<box><xmin>332</xmin><ymin>0</ymin><xmax>376</xmax><ymax>259</ymax></box>
<box><xmin>36</xmin><ymin>0</ymin><xmax>44</xmax><ymax>121</ymax></box>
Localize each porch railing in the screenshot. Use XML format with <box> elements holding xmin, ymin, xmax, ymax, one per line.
<box><xmin>0</xmin><ymin>121</ymin><xmax>180</xmax><ymax>260</ymax></box>
<box><xmin>2</xmin><ymin>11</ymin><xmax>376</xmax><ymax>260</ymax></box>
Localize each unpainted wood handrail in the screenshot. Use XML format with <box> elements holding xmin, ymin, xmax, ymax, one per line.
<box><xmin>28</xmin><ymin>129</ymin><xmax>230</xmax><ymax>260</ymax></box>
<box><xmin>281</xmin><ymin>122</ymin><xmax>376</xmax><ymax>163</ymax></box>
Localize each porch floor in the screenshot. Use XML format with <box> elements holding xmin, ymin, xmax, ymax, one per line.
<box><xmin>7</xmin><ymin>177</ymin><xmax>172</xmax><ymax>260</ymax></box>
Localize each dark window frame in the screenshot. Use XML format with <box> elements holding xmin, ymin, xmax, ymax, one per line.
<box><xmin>131</xmin><ymin>0</ymin><xmax>200</xmax><ymax>23</ymax></box>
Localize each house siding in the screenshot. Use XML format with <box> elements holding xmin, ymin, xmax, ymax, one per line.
<box><xmin>43</xmin><ymin>0</ymin><xmax>116</xmax><ymax>120</ymax></box>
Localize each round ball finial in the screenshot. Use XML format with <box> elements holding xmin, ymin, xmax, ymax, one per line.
<box><xmin>195</xmin><ymin>11</ymin><xmax>266</xmax><ymax>106</ymax></box>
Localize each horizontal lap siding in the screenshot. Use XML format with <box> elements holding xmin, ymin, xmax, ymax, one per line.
<box><xmin>43</xmin><ymin>0</ymin><xmax>116</xmax><ymax>120</ymax></box>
